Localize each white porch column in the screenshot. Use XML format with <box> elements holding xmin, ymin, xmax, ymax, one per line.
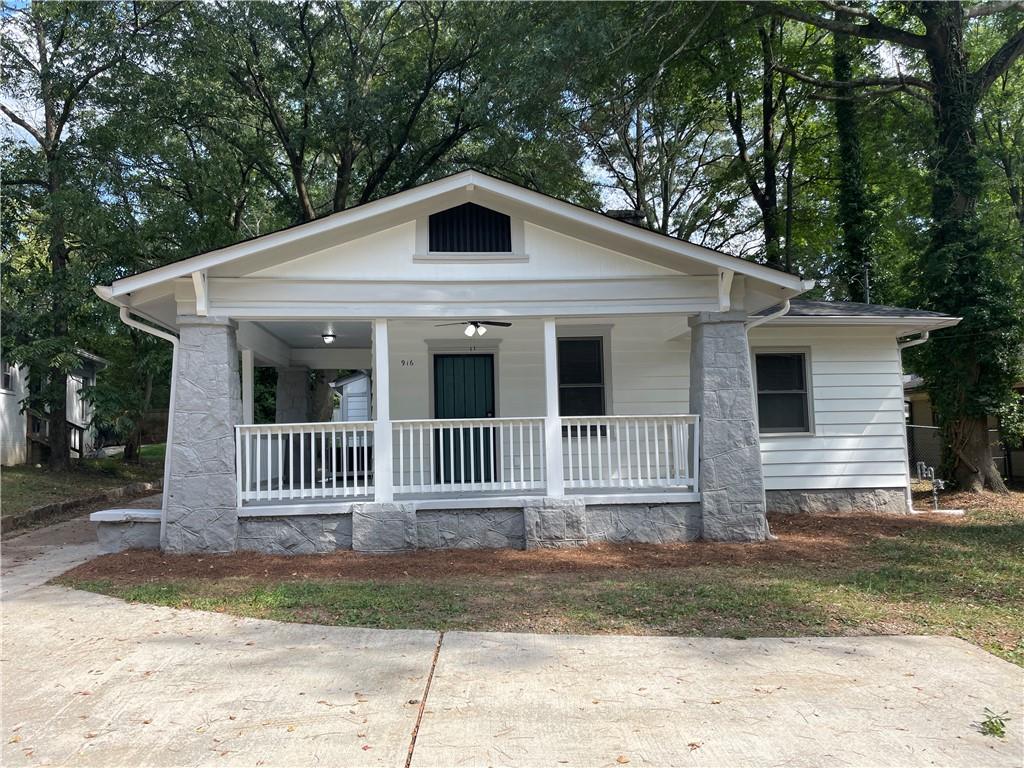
<box><xmin>240</xmin><ymin>348</ymin><xmax>254</xmax><ymax>424</ymax></box>
<box><xmin>543</xmin><ymin>317</ymin><xmax>564</xmax><ymax>497</ymax></box>
<box><xmin>372</xmin><ymin>318</ymin><xmax>394</xmax><ymax>502</ymax></box>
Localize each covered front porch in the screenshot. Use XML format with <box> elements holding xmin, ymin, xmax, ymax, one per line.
<box><xmin>233</xmin><ymin>316</ymin><xmax>699</xmax><ymax>513</ymax></box>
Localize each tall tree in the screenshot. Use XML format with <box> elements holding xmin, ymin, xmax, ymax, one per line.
<box><xmin>771</xmin><ymin>1</ymin><xmax>1024</xmax><ymax>491</ymax></box>
<box><xmin>1</xmin><ymin>1</ymin><xmax>174</xmax><ymax>469</ymax></box>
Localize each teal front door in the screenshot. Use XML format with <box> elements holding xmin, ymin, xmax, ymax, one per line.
<box><xmin>433</xmin><ymin>354</ymin><xmax>495</xmax><ymax>484</ymax></box>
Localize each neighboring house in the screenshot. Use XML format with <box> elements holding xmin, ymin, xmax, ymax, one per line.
<box><xmin>0</xmin><ymin>351</ymin><xmax>106</xmax><ymax>466</ymax></box>
<box><xmin>90</xmin><ymin>170</ymin><xmax>959</xmax><ymax>555</ymax></box>
<box><xmin>904</xmin><ymin>374</ymin><xmax>1023</xmax><ymax>483</ymax></box>
<box><xmin>0</xmin><ymin>361</ymin><xmax>29</xmax><ymax>465</ymax></box>
<box><xmin>331</xmin><ymin>371</ymin><xmax>370</xmax><ymax>422</ymax></box>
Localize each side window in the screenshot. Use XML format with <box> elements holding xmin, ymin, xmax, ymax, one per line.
<box><xmin>557</xmin><ymin>337</ymin><xmax>606</xmax><ymax>416</ymax></box>
<box><xmin>754</xmin><ymin>352</ymin><xmax>810</xmax><ymax>433</ymax></box>
<box><xmin>1</xmin><ymin>361</ymin><xmax>14</xmax><ymax>391</ymax></box>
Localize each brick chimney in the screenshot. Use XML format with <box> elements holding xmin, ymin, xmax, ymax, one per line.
<box><xmin>605</xmin><ymin>209</ymin><xmax>645</xmax><ymax>228</ymax></box>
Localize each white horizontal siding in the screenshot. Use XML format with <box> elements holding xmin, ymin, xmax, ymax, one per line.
<box><xmin>1</xmin><ymin>365</ymin><xmax>28</xmax><ymax>466</ymax></box>
<box><xmin>750</xmin><ymin>326</ymin><xmax>909</xmax><ymax>491</ymax></box>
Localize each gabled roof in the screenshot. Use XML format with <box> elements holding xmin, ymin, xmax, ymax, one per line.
<box><xmin>103</xmin><ymin>169</ymin><xmax>808</xmax><ymax>298</ymax></box>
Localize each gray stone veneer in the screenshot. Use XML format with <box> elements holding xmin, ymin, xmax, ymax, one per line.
<box><xmin>275</xmin><ymin>367</ymin><xmax>309</xmax><ymax>422</ymax></box>
<box><xmin>352</xmin><ymin>502</ymin><xmax>417</xmax><ymax>552</ymax></box>
<box><xmin>164</xmin><ymin>316</ymin><xmax>242</xmax><ymax>553</ymax></box>
<box><xmin>237</xmin><ymin>515</ymin><xmax>353</xmax><ymax>554</ymax></box>
<box><xmin>417</xmin><ymin>508</ymin><xmax>524</xmax><ymax>549</ymax></box>
<box><xmin>524</xmin><ymin>497</ymin><xmax>587</xmax><ymax>549</ymax></box>
<box><xmin>766</xmin><ymin>488</ymin><xmax>909</xmax><ymax>515</ymax></box>
<box><xmin>96</xmin><ymin>519</ymin><xmax>161</xmax><ymax>553</ymax></box>
<box><xmin>587</xmin><ymin>503</ymin><xmax>701</xmax><ymax>543</ymax></box>
<box><xmin>688</xmin><ymin>311</ymin><xmax>769</xmax><ymax>541</ymax></box>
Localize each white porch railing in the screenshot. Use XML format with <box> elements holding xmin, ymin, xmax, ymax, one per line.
<box><xmin>236</xmin><ymin>422</ymin><xmax>374</xmax><ymax>504</ymax></box>
<box><xmin>236</xmin><ymin>414</ymin><xmax>698</xmax><ymax>506</ymax></box>
<box><xmin>561</xmin><ymin>415</ymin><xmax>698</xmax><ymax>491</ymax></box>
<box><xmin>392</xmin><ymin>417</ymin><xmax>546</xmax><ymax>495</ymax></box>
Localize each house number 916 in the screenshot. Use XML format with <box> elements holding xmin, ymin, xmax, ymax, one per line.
<box><xmin>400</xmin><ymin>359</ymin><xmax>415</xmax><ymax>367</ymax></box>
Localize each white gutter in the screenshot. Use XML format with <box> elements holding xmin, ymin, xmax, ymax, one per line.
<box><xmin>117</xmin><ymin>306</ymin><xmax>178</xmax><ymax>546</ymax></box>
<box><xmin>898</xmin><ymin>331</ymin><xmax>930</xmax><ymax>350</ymax></box>
<box><xmin>744</xmin><ymin>299</ymin><xmax>791</xmax><ymax>330</ymax></box>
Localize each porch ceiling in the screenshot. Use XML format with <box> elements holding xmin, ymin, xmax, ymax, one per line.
<box><xmin>258</xmin><ymin>320</ymin><xmax>371</xmax><ymax>349</ymax></box>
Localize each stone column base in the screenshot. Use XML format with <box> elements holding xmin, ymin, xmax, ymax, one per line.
<box><xmin>352</xmin><ymin>503</ymin><xmax>417</xmax><ymax>552</ymax></box>
<box><xmin>524</xmin><ymin>497</ymin><xmax>587</xmax><ymax>548</ymax></box>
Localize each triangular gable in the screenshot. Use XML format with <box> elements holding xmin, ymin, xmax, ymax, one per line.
<box><xmin>105</xmin><ymin>170</ymin><xmax>807</xmax><ymax>298</ymax></box>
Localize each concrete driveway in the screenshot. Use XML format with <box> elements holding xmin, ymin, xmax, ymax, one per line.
<box><xmin>3</xmin><ymin>520</ymin><xmax>1022</xmax><ymax>767</ymax></box>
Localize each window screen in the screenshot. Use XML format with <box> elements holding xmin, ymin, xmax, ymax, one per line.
<box><xmin>558</xmin><ymin>338</ymin><xmax>605</xmax><ymax>416</ymax></box>
<box><xmin>755</xmin><ymin>352</ymin><xmax>810</xmax><ymax>433</ymax></box>
<box><xmin>429</xmin><ymin>203</ymin><xmax>512</xmax><ymax>252</ymax></box>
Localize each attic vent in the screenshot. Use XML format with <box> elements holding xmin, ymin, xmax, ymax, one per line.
<box><xmin>429</xmin><ymin>203</ymin><xmax>511</xmax><ymax>252</ymax></box>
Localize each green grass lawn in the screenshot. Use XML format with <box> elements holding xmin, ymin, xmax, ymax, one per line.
<box><xmin>59</xmin><ymin>489</ymin><xmax>1024</xmax><ymax>666</ymax></box>
<box><xmin>2</xmin><ymin>444</ymin><xmax>165</xmax><ymax>519</ymax></box>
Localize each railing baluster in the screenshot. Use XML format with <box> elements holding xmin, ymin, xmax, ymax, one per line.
<box><xmin>657</xmin><ymin>420</ymin><xmax>663</xmax><ymax>483</ymax></box>
<box><xmin>253</xmin><ymin>430</ymin><xmax>261</xmax><ymax>502</ymax></box>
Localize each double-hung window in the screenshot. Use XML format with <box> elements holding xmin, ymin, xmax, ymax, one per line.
<box><xmin>754</xmin><ymin>352</ymin><xmax>811</xmax><ymax>433</ymax></box>
<box><xmin>557</xmin><ymin>337</ymin><xmax>605</xmax><ymax>416</ymax></box>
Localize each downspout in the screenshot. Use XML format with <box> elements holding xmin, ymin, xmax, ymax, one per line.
<box><xmin>117</xmin><ymin>306</ymin><xmax>179</xmax><ymax>545</ymax></box>
<box><xmin>743</xmin><ymin>299</ymin><xmax>790</xmax><ymax>540</ymax></box>
<box><xmin>897</xmin><ymin>330</ymin><xmax>930</xmax><ymax>513</ymax></box>
<box><xmin>745</xmin><ymin>299</ymin><xmax>791</xmax><ymax>331</ymax></box>
<box><xmin>898</xmin><ymin>330</ymin><xmax>929</xmax><ymax>350</ymax></box>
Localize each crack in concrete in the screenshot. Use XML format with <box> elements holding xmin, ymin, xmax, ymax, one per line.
<box><xmin>406</xmin><ymin>631</ymin><xmax>443</xmax><ymax>768</ymax></box>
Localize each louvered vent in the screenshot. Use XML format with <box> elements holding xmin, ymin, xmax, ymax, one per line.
<box><xmin>429</xmin><ymin>203</ymin><xmax>512</xmax><ymax>252</ymax></box>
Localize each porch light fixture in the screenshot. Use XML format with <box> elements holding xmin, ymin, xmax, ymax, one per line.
<box><xmin>464</xmin><ymin>323</ymin><xmax>476</xmax><ymax>337</ymax></box>
<box><xmin>462</xmin><ymin>322</ymin><xmax>489</xmax><ymax>337</ymax></box>
<box><xmin>322</xmin><ymin>332</ymin><xmax>336</xmax><ymax>344</ymax></box>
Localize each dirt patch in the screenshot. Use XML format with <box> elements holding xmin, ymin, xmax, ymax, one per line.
<box><xmin>61</xmin><ymin>511</ymin><xmax>963</xmax><ymax>586</ymax></box>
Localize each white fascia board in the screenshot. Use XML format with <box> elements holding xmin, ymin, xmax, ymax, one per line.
<box><xmin>109</xmin><ymin>172</ymin><xmax>477</xmax><ymax>297</ymax></box>
<box><xmin>109</xmin><ymin>170</ymin><xmax>806</xmax><ymax>297</ymax></box>
<box><xmin>471</xmin><ymin>174</ymin><xmax>806</xmax><ymax>290</ymax></box>
<box><xmin>764</xmin><ymin>316</ymin><xmax>962</xmax><ymax>333</ymax></box>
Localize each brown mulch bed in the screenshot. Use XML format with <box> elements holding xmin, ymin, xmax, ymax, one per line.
<box><xmin>63</xmin><ymin>511</ymin><xmax>967</xmax><ymax>586</ymax></box>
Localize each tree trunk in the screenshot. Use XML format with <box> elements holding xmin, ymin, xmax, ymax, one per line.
<box><xmin>948</xmin><ymin>415</ymin><xmax>1008</xmax><ymax>493</ymax></box>
<box><xmin>832</xmin><ymin>18</ymin><xmax>872</xmax><ymax>302</ymax></box>
<box><xmin>918</xmin><ymin>3</ymin><xmax>1008</xmax><ymax>492</ymax></box>
<box><xmin>310</xmin><ymin>370</ymin><xmax>336</xmax><ymax>422</ymax></box>
<box><xmin>46</xmin><ymin>159</ymin><xmax>71</xmax><ymax>472</ymax></box>
<box><xmin>759</xmin><ymin>23</ymin><xmax>782</xmax><ymax>269</ymax></box>
<box><xmin>123</xmin><ymin>429</ymin><xmax>142</xmax><ymax>464</ymax></box>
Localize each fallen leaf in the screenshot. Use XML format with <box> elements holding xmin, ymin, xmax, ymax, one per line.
<box><xmin>8</xmin><ymin>735</ymin><xmax>21</xmax><ymax>744</ymax></box>
<box><xmin>688</xmin><ymin>742</ymin><xmax>703</xmax><ymax>751</ymax></box>
<box><xmin>616</xmin><ymin>756</ymin><xmax>630</xmax><ymax>764</ymax></box>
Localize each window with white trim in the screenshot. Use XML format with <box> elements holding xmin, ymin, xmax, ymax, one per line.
<box><xmin>557</xmin><ymin>337</ymin><xmax>606</xmax><ymax>416</ymax></box>
<box><xmin>754</xmin><ymin>352</ymin><xmax>810</xmax><ymax>433</ymax></box>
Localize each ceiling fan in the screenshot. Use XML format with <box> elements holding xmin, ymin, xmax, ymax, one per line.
<box><xmin>434</xmin><ymin>320</ymin><xmax>512</xmax><ymax>337</ymax></box>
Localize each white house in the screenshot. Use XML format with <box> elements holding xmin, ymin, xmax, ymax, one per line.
<box><xmin>90</xmin><ymin>171</ymin><xmax>959</xmax><ymax>554</ymax></box>
<box><xmin>0</xmin><ymin>352</ymin><xmax>105</xmax><ymax>466</ymax></box>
